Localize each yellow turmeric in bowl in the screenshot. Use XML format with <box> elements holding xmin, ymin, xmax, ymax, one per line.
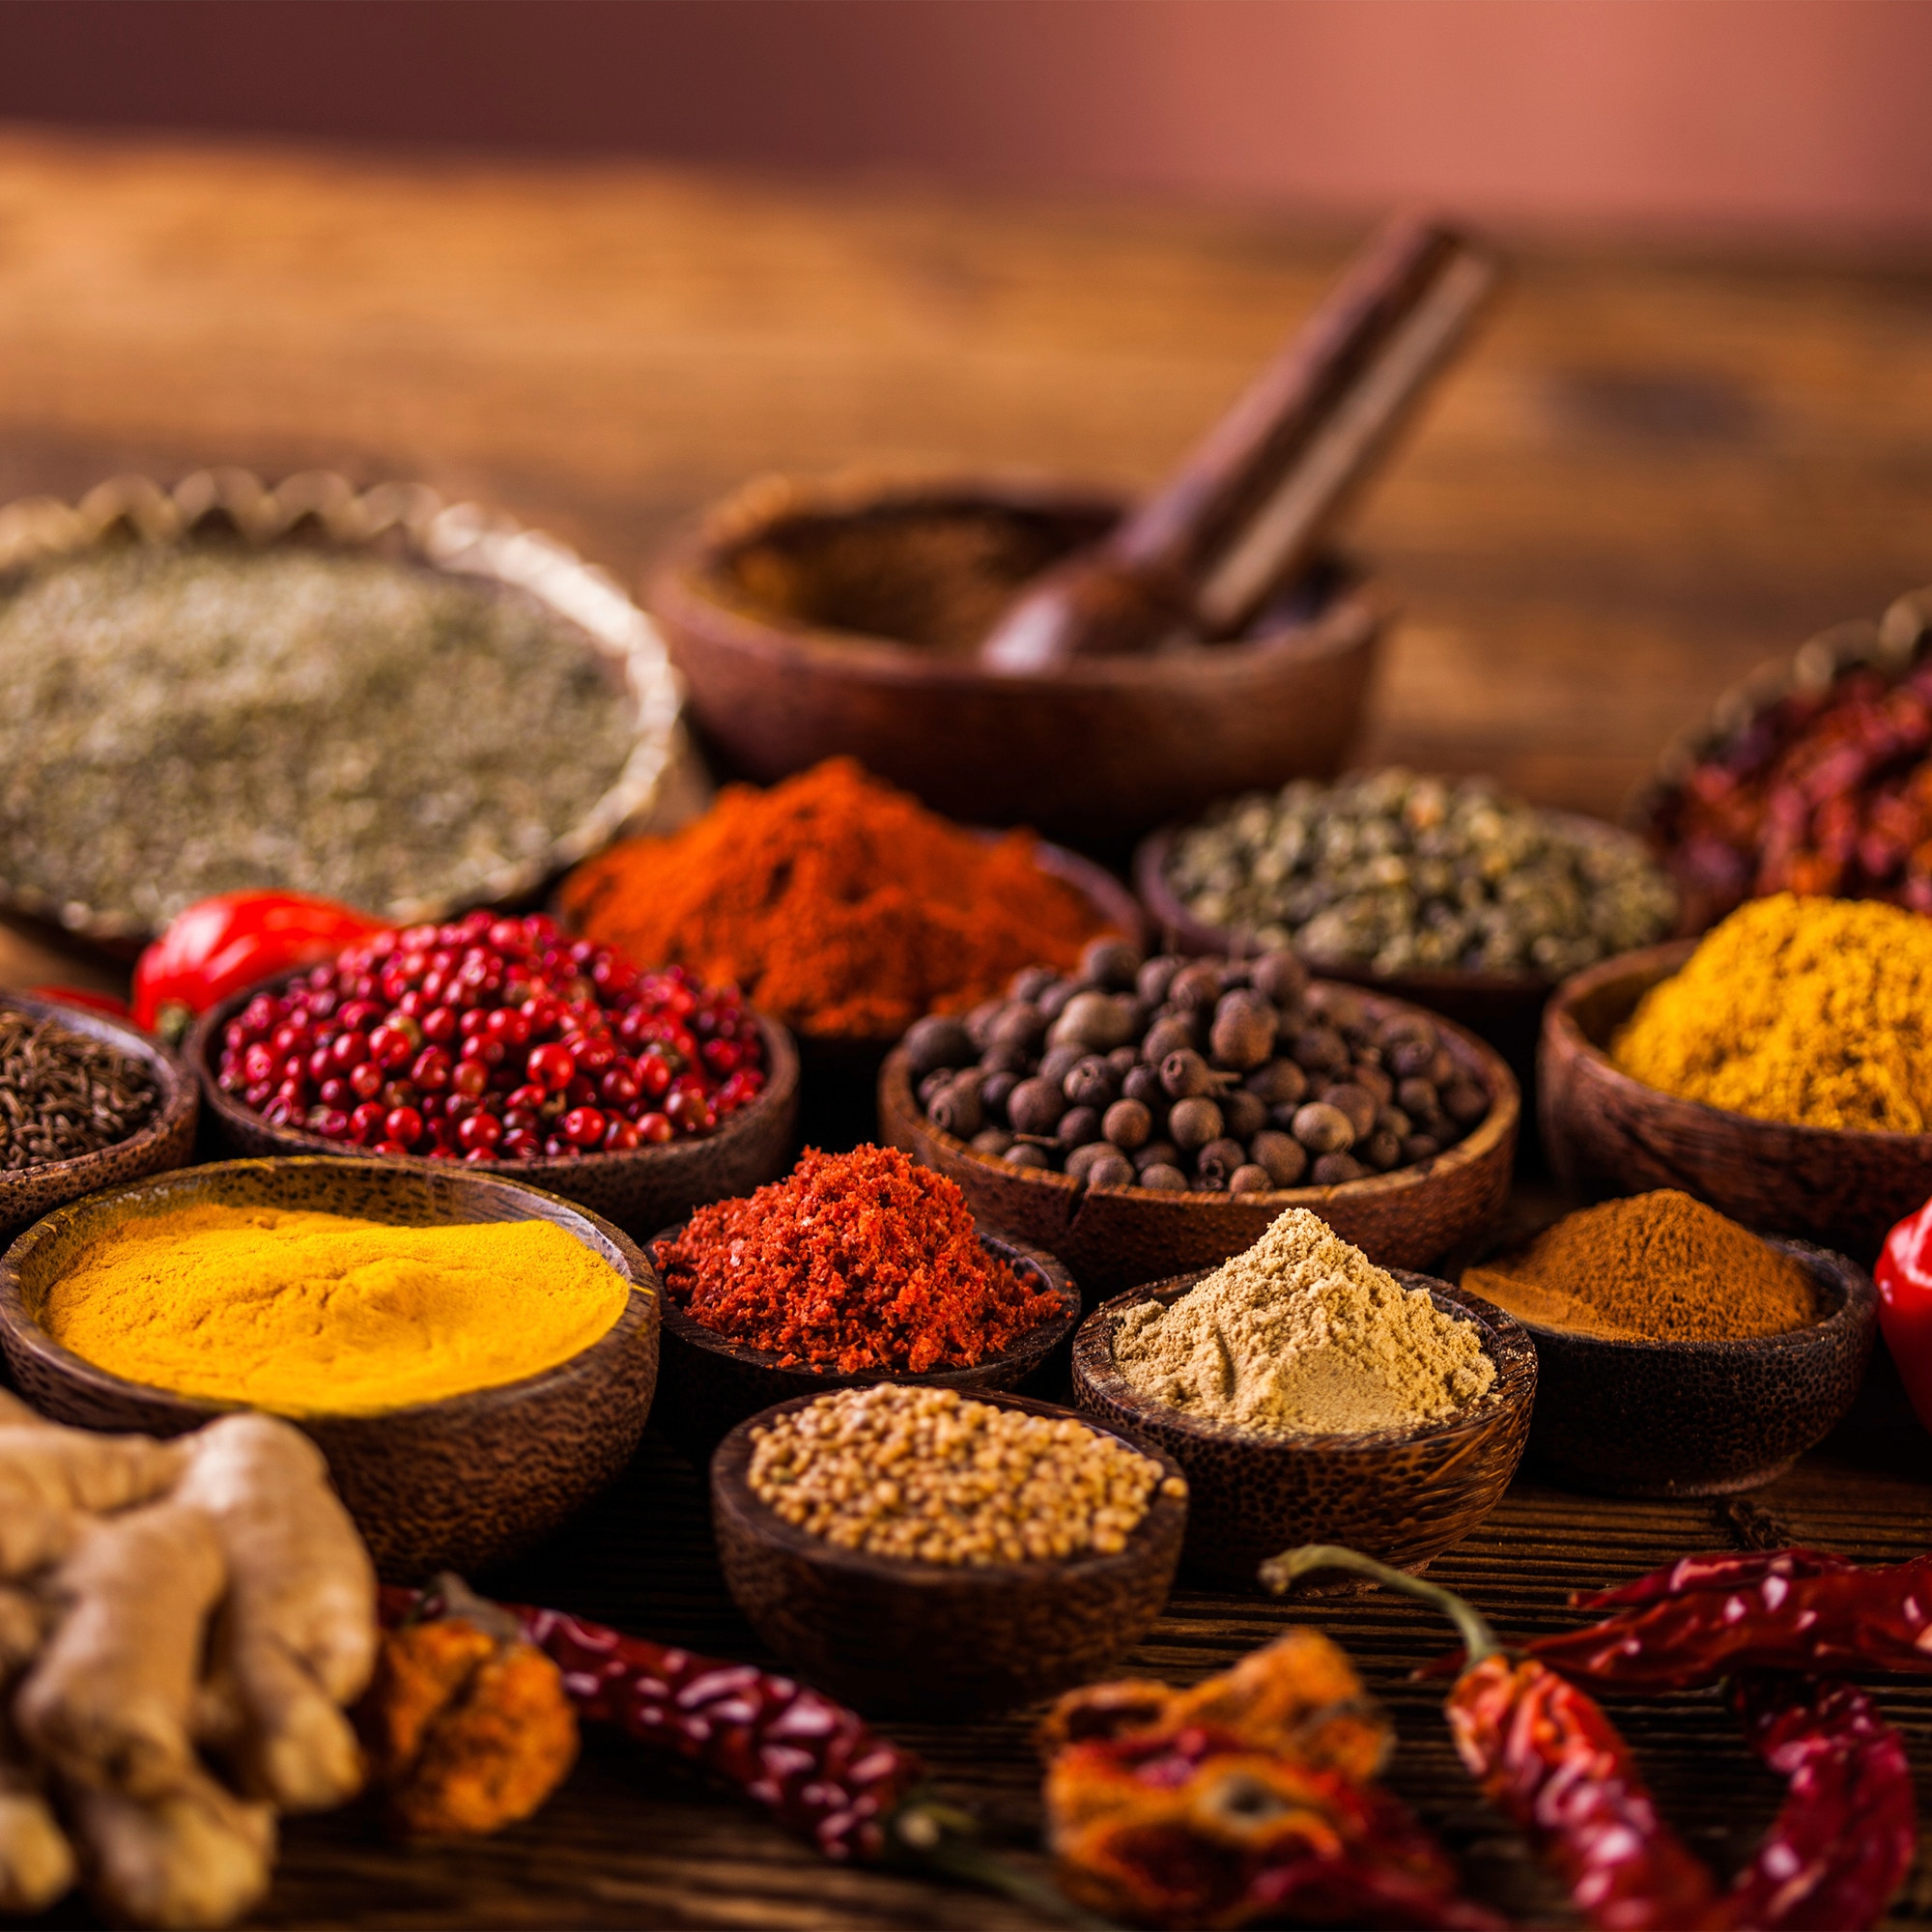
<box><xmin>39</xmin><ymin>1204</ymin><xmax>634</xmax><ymax>1415</ymax></box>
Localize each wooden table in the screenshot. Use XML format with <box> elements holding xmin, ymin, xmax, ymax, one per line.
<box><xmin>4</xmin><ymin>128</ymin><xmax>1932</xmax><ymax>1927</ymax></box>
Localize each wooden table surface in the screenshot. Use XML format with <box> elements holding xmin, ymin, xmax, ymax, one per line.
<box><xmin>4</xmin><ymin>128</ymin><xmax>1932</xmax><ymax>1928</ymax></box>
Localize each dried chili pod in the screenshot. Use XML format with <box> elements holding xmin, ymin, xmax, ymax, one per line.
<box><xmin>1572</xmin><ymin>1548</ymin><xmax>1856</xmax><ymax>1612</ymax></box>
<box><xmin>359</xmin><ymin>1575</ymin><xmax>577</xmax><ymax>1837</ymax></box>
<box><xmin>1523</xmin><ymin>1549</ymin><xmax>1932</xmax><ymax>1688</ymax></box>
<box><xmin>1261</xmin><ymin>1546</ymin><xmax>1725</xmax><ymax>1932</ymax></box>
<box><xmin>1719</xmin><ymin>1672</ymin><xmax>1914</xmax><ymax>1932</ymax></box>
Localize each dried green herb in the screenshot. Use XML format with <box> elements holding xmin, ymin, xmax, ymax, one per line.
<box><xmin>0</xmin><ymin>545</ymin><xmax>640</xmax><ymax>928</ymax></box>
<box><xmin>0</xmin><ymin>1009</ymin><xmax>156</xmax><ymax>1168</ymax></box>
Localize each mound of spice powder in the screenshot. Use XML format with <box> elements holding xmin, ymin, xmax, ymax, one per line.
<box><xmin>557</xmin><ymin>757</ymin><xmax>1112</xmax><ymax>1037</ymax></box>
<box><xmin>656</xmin><ymin>1144</ymin><xmax>1063</xmax><ymax>1373</ymax></box>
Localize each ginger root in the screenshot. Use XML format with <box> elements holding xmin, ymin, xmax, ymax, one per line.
<box><xmin>174</xmin><ymin>1414</ymin><xmax>375</xmax><ymax>1811</ymax></box>
<box><xmin>0</xmin><ymin>1401</ymin><xmax>377</xmax><ymax>1927</ymax></box>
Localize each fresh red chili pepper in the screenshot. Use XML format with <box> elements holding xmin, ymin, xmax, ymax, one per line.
<box><xmin>1525</xmin><ymin>1549</ymin><xmax>1932</xmax><ymax>1687</ymax></box>
<box><xmin>383</xmin><ymin>1583</ymin><xmax>1099</xmax><ymax>1924</ymax></box>
<box><xmin>1876</xmin><ymin>1198</ymin><xmax>1932</xmax><ymax>1435</ymax></box>
<box><xmin>131</xmin><ymin>891</ymin><xmax>383</xmax><ymax>1040</ymax></box>
<box><xmin>1719</xmin><ymin>1673</ymin><xmax>1914</xmax><ymax>1932</ymax></box>
<box><xmin>24</xmin><ymin>985</ymin><xmax>132</xmax><ymax>1019</ymax></box>
<box><xmin>1262</xmin><ymin>1547</ymin><xmax>1725</xmax><ymax>1932</ymax></box>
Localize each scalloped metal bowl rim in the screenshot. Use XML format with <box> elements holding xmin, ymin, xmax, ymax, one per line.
<box><xmin>0</xmin><ymin>467</ymin><xmax>685</xmax><ymax>946</ymax></box>
<box><xmin>0</xmin><ymin>1154</ymin><xmax>660</xmax><ymax>1426</ymax></box>
<box><xmin>186</xmin><ymin>972</ymin><xmax>800</xmax><ymax>1183</ymax></box>
<box><xmin>1075</xmin><ymin>1270</ymin><xmax>1536</xmax><ymax>1455</ymax></box>
<box><xmin>650</xmin><ymin>1222</ymin><xmax>1080</xmax><ymax>1376</ymax></box>
<box><xmin>711</xmin><ymin>1383</ymin><xmax>1188</xmax><ymax>1586</ymax></box>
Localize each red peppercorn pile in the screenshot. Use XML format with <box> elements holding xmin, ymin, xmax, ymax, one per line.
<box><xmin>657</xmin><ymin>1145</ymin><xmax>1063</xmax><ymax>1374</ymax></box>
<box><xmin>213</xmin><ymin>911</ymin><xmax>764</xmax><ymax>1162</ymax></box>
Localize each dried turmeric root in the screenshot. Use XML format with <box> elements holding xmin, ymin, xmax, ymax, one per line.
<box><xmin>358</xmin><ymin>1581</ymin><xmax>577</xmax><ymax>1838</ymax></box>
<box><xmin>67</xmin><ymin>1764</ymin><xmax>275</xmax><ymax>1932</ymax></box>
<box><xmin>174</xmin><ymin>1414</ymin><xmax>375</xmax><ymax>1810</ymax></box>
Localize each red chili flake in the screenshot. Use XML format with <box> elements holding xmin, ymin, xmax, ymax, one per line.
<box><xmin>657</xmin><ymin>1144</ymin><xmax>1062</xmax><ymax>1373</ymax></box>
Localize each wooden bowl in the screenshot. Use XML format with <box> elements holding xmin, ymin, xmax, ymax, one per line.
<box><xmin>0</xmin><ymin>994</ymin><xmax>199</xmax><ymax>1244</ymax></box>
<box><xmin>646</xmin><ymin>472</ymin><xmax>1391</xmax><ymax>850</ymax></box>
<box><xmin>1134</xmin><ymin>814</ymin><xmax>1677</xmax><ymax>1084</ymax></box>
<box><xmin>1071</xmin><ymin>1272</ymin><xmax>1534</xmax><ymax>1585</ymax></box>
<box><xmin>1541</xmin><ymin>941</ymin><xmax>1932</xmax><ymax>1259</ymax></box>
<box><xmin>0</xmin><ymin>1156</ymin><xmax>660</xmax><ymax>1580</ymax></box>
<box><xmin>1510</xmin><ymin>1239</ymin><xmax>1877</xmax><ymax>1497</ymax></box>
<box><xmin>711</xmin><ymin>1387</ymin><xmax>1186</xmax><ymax>1717</ymax></box>
<box><xmin>647</xmin><ymin>1226</ymin><xmax>1080</xmax><ymax>1462</ymax></box>
<box><xmin>880</xmin><ymin>985</ymin><xmax>1519</xmax><ymax>1301</ymax></box>
<box><xmin>188</xmin><ymin>979</ymin><xmax>800</xmax><ymax>1245</ymax></box>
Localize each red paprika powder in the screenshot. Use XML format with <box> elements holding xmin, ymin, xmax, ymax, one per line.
<box><xmin>657</xmin><ymin>1145</ymin><xmax>1062</xmax><ymax>1373</ymax></box>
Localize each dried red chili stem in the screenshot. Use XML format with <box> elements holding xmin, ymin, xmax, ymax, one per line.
<box><xmin>1527</xmin><ymin>1552</ymin><xmax>1932</xmax><ymax>1689</ymax></box>
<box><xmin>1262</xmin><ymin>1546</ymin><xmax>1726</xmax><ymax>1932</ymax></box>
<box><xmin>1720</xmin><ymin>1673</ymin><xmax>1915</xmax><ymax>1932</ymax></box>
<box><xmin>381</xmin><ymin>1585</ymin><xmax>1107</xmax><ymax>1928</ymax></box>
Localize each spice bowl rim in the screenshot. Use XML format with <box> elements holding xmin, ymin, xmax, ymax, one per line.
<box><xmin>187</xmin><ymin>973</ymin><xmax>802</xmax><ymax>1186</ymax></box>
<box><xmin>710</xmin><ymin>1383</ymin><xmax>1188</xmax><ymax>1588</ymax></box>
<box><xmin>0</xmin><ymin>1153</ymin><xmax>660</xmax><ymax>1429</ymax></box>
<box><xmin>1133</xmin><ymin>816</ymin><xmax>1683</xmax><ymax>1003</ymax></box>
<box><xmin>0</xmin><ymin>466</ymin><xmax>689</xmax><ymax>949</ymax></box>
<box><xmin>1546</xmin><ymin>937</ymin><xmax>1932</xmax><ymax>1151</ymax></box>
<box><xmin>0</xmin><ymin>991</ymin><xmax>200</xmax><ymax>1211</ymax></box>
<box><xmin>1477</xmin><ymin>1235</ymin><xmax>1877</xmax><ymax>1360</ymax></box>
<box><xmin>650</xmin><ymin>1220</ymin><xmax>1082</xmax><ymax>1385</ymax></box>
<box><xmin>1071</xmin><ymin>1268</ymin><xmax>1538</xmax><ymax>1456</ymax></box>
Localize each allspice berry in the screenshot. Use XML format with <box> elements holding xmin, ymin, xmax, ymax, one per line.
<box><xmin>1228</xmin><ymin>1163</ymin><xmax>1273</xmax><ymax>1194</ymax></box>
<box><xmin>1195</xmin><ymin>1137</ymin><xmax>1247</xmax><ymax>1184</ymax></box>
<box><xmin>1243</xmin><ymin>1058</ymin><xmax>1308</xmax><ymax>1107</ymax></box>
<box><xmin>1441</xmin><ymin>1080</ymin><xmax>1490</xmax><ymax>1127</ymax></box>
<box><xmin>1038</xmin><ymin>1043</ymin><xmax>1086</xmax><ymax>1090</ymax></box>
<box><xmin>1219</xmin><ymin>1089</ymin><xmax>1267</xmax><ymax>1141</ymax></box>
<box><xmin>927</xmin><ymin>1077</ymin><xmax>982</xmax><ymax>1139</ymax></box>
<box><xmin>1102</xmin><ymin>1097</ymin><xmax>1152</xmax><ymax>1151</ymax></box>
<box><xmin>1249</xmin><ymin>949</ymin><xmax>1308</xmax><ymax>1006</ymax></box>
<box><xmin>1290</xmin><ymin>1026</ymin><xmax>1350</xmax><ymax>1076</ymax></box>
<box><xmin>1133</xmin><ymin>1138</ymin><xmax>1179</xmax><ymax>1172</ymax></box>
<box><xmin>1249</xmin><ymin>1129</ymin><xmax>1307</xmax><ymax>1187</ymax></box>
<box><xmin>1169</xmin><ymin>961</ymin><xmax>1224</xmax><ymax>1012</ymax></box>
<box><xmin>988</xmin><ymin>1002</ymin><xmax>1047</xmax><ymax>1051</ymax></box>
<box><xmin>1122</xmin><ymin>1063</ymin><xmax>1167</xmax><ymax>1111</ymax></box>
<box><xmin>1209</xmin><ymin>990</ymin><xmax>1276</xmax><ymax>1070</ymax></box>
<box><xmin>1160</xmin><ymin>1048</ymin><xmax>1217</xmax><ymax>1100</ymax></box>
<box><xmin>1082</xmin><ymin>1148</ymin><xmax>1136</xmax><ymax>1188</ymax></box>
<box><xmin>1136</xmin><ymin>955</ymin><xmax>1181</xmax><ymax>1005</ymax></box>
<box><xmin>1047</xmin><ymin>990</ymin><xmax>1136</xmax><ymax>1053</ymax></box>
<box><xmin>1310</xmin><ymin>1151</ymin><xmax>1368</xmax><ymax>1184</ymax></box>
<box><xmin>1079</xmin><ymin>937</ymin><xmax>1144</xmax><ymax>989</ymax></box>
<box><xmin>1142</xmin><ymin>1014</ymin><xmax>1198</xmax><ymax>1065</ymax></box>
<box><xmin>1057</xmin><ymin>1106</ymin><xmax>1103</xmax><ymax>1149</ymax></box>
<box><xmin>1064</xmin><ymin>1057</ymin><xmax>1119</xmax><ymax>1110</ymax></box>
<box><xmin>1320</xmin><ymin>1083</ymin><xmax>1378</xmax><ymax>1141</ymax></box>
<box><xmin>1359</xmin><ymin>1128</ymin><xmax>1402</xmax><ymax>1170</ymax></box>
<box><xmin>980</xmin><ymin>1069</ymin><xmax>1020</xmax><ymax>1117</ymax></box>
<box><xmin>1138</xmin><ymin>1163</ymin><xmax>1187</xmax><ymax>1191</ymax></box>
<box><xmin>1291</xmin><ymin>1100</ymin><xmax>1355</xmax><ymax>1153</ymax></box>
<box><xmin>1168</xmin><ymin>1095</ymin><xmax>1225</xmax><ymax>1151</ymax></box>
<box><xmin>972</xmin><ymin>1127</ymin><xmax>1014</xmax><ymax>1156</ymax></box>
<box><xmin>1007</xmin><ymin>1076</ymin><xmax>1067</xmax><ymax>1137</ymax></box>
<box><xmin>1003</xmin><ymin>1143</ymin><xmax>1051</xmax><ymax>1169</ymax></box>
<box><xmin>903</xmin><ymin>1014</ymin><xmax>975</xmax><ymax>1077</ymax></box>
<box><xmin>1009</xmin><ymin>964</ymin><xmax>1059</xmax><ymax>1003</ymax></box>
<box><xmin>1401</xmin><ymin>1133</ymin><xmax>1442</xmax><ymax>1164</ymax></box>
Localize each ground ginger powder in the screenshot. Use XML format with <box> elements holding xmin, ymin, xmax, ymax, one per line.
<box><xmin>42</xmin><ymin>1203</ymin><xmax>633</xmax><ymax>1415</ymax></box>
<box><xmin>1613</xmin><ymin>894</ymin><xmax>1932</xmax><ymax>1130</ymax></box>
<box><xmin>1111</xmin><ymin>1208</ymin><xmax>1494</xmax><ymax>1435</ymax></box>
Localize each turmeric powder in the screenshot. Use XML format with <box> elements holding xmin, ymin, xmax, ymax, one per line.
<box><xmin>557</xmin><ymin>757</ymin><xmax>1114</xmax><ymax>1037</ymax></box>
<box><xmin>1613</xmin><ymin>894</ymin><xmax>1932</xmax><ymax>1130</ymax></box>
<box><xmin>40</xmin><ymin>1205</ymin><xmax>633</xmax><ymax>1415</ymax></box>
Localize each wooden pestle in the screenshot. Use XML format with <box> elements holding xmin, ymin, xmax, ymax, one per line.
<box><xmin>978</xmin><ymin>213</ymin><xmax>1498</xmax><ymax>672</ymax></box>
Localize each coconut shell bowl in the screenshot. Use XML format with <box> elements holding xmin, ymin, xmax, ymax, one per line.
<box><xmin>1506</xmin><ymin>1238</ymin><xmax>1877</xmax><ymax>1498</ymax></box>
<box><xmin>0</xmin><ymin>993</ymin><xmax>200</xmax><ymax>1244</ymax></box>
<box><xmin>711</xmin><ymin>1388</ymin><xmax>1186</xmax><ymax>1718</ymax></box>
<box><xmin>188</xmin><ymin>980</ymin><xmax>800</xmax><ymax>1245</ymax></box>
<box><xmin>1071</xmin><ymin>1272</ymin><xmax>1535</xmax><ymax>1587</ymax></box>
<box><xmin>647</xmin><ymin>1225</ymin><xmax>1081</xmax><ymax>1462</ymax></box>
<box><xmin>646</xmin><ymin>472</ymin><xmax>1390</xmax><ymax>850</ymax></box>
<box><xmin>1541</xmin><ymin>940</ymin><xmax>1932</xmax><ymax>1259</ymax></box>
<box><xmin>880</xmin><ymin>987</ymin><xmax>1518</xmax><ymax>1303</ymax></box>
<box><xmin>0</xmin><ymin>1156</ymin><xmax>659</xmax><ymax>1580</ymax></box>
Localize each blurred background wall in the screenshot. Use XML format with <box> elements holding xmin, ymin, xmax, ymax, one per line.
<box><xmin>6</xmin><ymin>0</ymin><xmax>1932</xmax><ymax>243</ymax></box>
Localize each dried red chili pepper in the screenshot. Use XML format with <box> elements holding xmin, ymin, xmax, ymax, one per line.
<box><xmin>25</xmin><ymin>986</ymin><xmax>133</xmax><ymax>1020</ymax></box>
<box><xmin>1524</xmin><ymin>1548</ymin><xmax>1932</xmax><ymax>1686</ymax></box>
<box><xmin>383</xmin><ymin>1584</ymin><xmax>1098</xmax><ymax>1925</ymax></box>
<box><xmin>1261</xmin><ymin>1546</ymin><xmax>1726</xmax><ymax>1932</ymax></box>
<box><xmin>1719</xmin><ymin>1673</ymin><xmax>1914</xmax><ymax>1932</ymax></box>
